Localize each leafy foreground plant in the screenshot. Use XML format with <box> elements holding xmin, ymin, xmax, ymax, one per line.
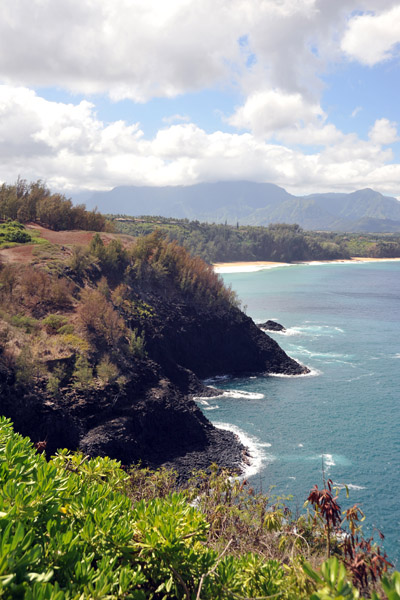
<box><xmin>0</xmin><ymin>418</ymin><xmax>398</xmax><ymax>600</ymax></box>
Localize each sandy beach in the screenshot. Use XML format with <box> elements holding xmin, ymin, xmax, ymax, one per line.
<box><xmin>213</xmin><ymin>256</ymin><xmax>400</xmax><ymax>273</ymax></box>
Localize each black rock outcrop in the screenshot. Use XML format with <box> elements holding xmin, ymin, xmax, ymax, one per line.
<box><xmin>258</xmin><ymin>320</ymin><xmax>286</xmax><ymax>332</ymax></box>
<box><xmin>0</xmin><ymin>302</ymin><xmax>306</xmax><ymax>479</ymax></box>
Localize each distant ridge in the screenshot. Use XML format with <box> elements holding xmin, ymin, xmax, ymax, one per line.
<box><xmin>80</xmin><ymin>181</ymin><xmax>400</xmax><ymax>232</ymax></box>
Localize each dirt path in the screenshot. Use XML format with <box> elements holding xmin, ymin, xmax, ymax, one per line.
<box><xmin>0</xmin><ymin>224</ymin><xmax>135</xmax><ymax>264</ymax></box>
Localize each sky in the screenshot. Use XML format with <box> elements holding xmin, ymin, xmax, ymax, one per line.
<box><xmin>1</xmin><ymin>0</ymin><xmax>400</xmax><ymax>198</ymax></box>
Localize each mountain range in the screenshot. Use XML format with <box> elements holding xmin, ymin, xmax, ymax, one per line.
<box><xmin>80</xmin><ymin>181</ymin><xmax>400</xmax><ymax>232</ymax></box>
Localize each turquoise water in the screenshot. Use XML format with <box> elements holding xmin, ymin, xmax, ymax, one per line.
<box><xmin>204</xmin><ymin>262</ymin><xmax>400</xmax><ymax>564</ymax></box>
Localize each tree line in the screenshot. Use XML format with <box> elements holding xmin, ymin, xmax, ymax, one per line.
<box><xmin>0</xmin><ymin>178</ymin><xmax>110</xmax><ymax>232</ymax></box>
<box><xmin>111</xmin><ymin>216</ymin><xmax>400</xmax><ymax>262</ymax></box>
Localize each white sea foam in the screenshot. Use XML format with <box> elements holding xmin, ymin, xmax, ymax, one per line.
<box><xmin>297</xmin><ymin>258</ymin><xmax>400</xmax><ymax>266</ymax></box>
<box><xmin>195</xmin><ymin>398</ymin><xmax>210</xmax><ymax>405</ymax></box>
<box><xmin>203</xmin><ymin>405</ymin><xmax>219</xmax><ymax>411</ymax></box>
<box><xmin>332</xmin><ymin>482</ymin><xmax>366</xmax><ymax>491</ymax></box>
<box><xmin>194</xmin><ymin>388</ymin><xmax>265</xmax><ymax>402</ymax></box>
<box><xmin>305</xmin><ymin>453</ymin><xmax>351</xmax><ymax>470</ymax></box>
<box><xmin>279</xmin><ymin>327</ymin><xmax>302</xmax><ymax>336</ymax></box>
<box><xmin>260</xmin><ymin>326</ymin><xmax>301</xmax><ymax>337</ymax></box>
<box><xmin>293</xmin><ymin>325</ymin><xmax>344</xmax><ymax>337</ymax></box>
<box><xmin>261</xmin><ymin>322</ymin><xmax>345</xmax><ymax>340</ymax></box>
<box><xmin>268</xmin><ymin>366</ymin><xmax>321</xmax><ymax>378</ymax></box>
<box><xmin>323</xmin><ymin>453</ymin><xmax>335</xmax><ymax>469</ymax></box>
<box><xmin>213</xmin><ymin>422</ymin><xmax>275</xmax><ymax>478</ymax></box>
<box><xmin>346</xmin><ymin>372</ymin><xmax>374</xmax><ymax>382</ymax></box>
<box><xmin>291</xmin><ymin>347</ymin><xmax>351</xmax><ymax>365</ymax></box>
<box><xmin>221</xmin><ymin>390</ymin><xmax>265</xmax><ymax>400</ymax></box>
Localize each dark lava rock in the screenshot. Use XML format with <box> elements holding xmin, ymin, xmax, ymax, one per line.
<box><xmin>0</xmin><ymin>364</ymin><xmax>245</xmax><ymax>480</ymax></box>
<box><xmin>143</xmin><ymin>297</ymin><xmax>304</xmax><ymax>380</ymax></box>
<box><xmin>0</xmin><ymin>297</ymin><xmax>307</xmax><ymax>480</ymax></box>
<box><xmin>258</xmin><ymin>320</ymin><xmax>286</xmax><ymax>332</ymax></box>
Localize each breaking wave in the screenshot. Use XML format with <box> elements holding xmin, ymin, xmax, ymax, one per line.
<box><xmin>213</xmin><ymin>422</ymin><xmax>275</xmax><ymax>478</ymax></box>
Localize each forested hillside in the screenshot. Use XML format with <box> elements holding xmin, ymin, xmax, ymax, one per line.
<box><xmin>110</xmin><ymin>216</ymin><xmax>400</xmax><ymax>262</ymax></box>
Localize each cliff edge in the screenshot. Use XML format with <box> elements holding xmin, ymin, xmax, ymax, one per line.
<box><xmin>0</xmin><ymin>231</ymin><xmax>307</xmax><ymax>478</ymax></box>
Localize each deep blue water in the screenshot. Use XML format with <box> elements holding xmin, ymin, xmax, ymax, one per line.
<box><xmin>202</xmin><ymin>262</ymin><xmax>400</xmax><ymax>564</ymax></box>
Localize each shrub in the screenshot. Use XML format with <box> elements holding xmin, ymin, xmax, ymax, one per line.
<box><xmin>78</xmin><ymin>288</ymin><xmax>126</xmax><ymax>348</ymax></box>
<box><xmin>0</xmin><ymin>220</ymin><xmax>32</xmax><ymax>245</ymax></box>
<box><xmin>0</xmin><ymin>264</ymin><xmax>18</xmax><ymax>301</ymax></box>
<box><xmin>10</xmin><ymin>314</ymin><xmax>39</xmax><ymax>334</ymax></box>
<box><xmin>96</xmin><ymin>355</ymin><xmax>120</xmax><ymax>384</ymax></box>
<box><xmin>97</xmin><ymin>276</ymin><xmax>110</xmax><ymax>298</ymax></box>
<box><xmin>90</xmin><ymin>234</ymin><xmax>128</xmax><ymax>275</ymax></box>
<box><xmin>72</xmin><ymin>355</ymin><xmax>94</xmax><ymax>389</ymax></box>
<box><xmin>57</xmin><ymin>323</ymin><xmax>74</xmax><ymax>335</ymax></box>
<box><xmin>46</xmin><ymin>365</ymin><xmax>68</xmax><ymax>395</ymax></box>
<box><xmin>111</xmin><ymin>283</ymin><xmax>130</xmax><ymax>307</ymax></box>
<box><xmin>68</xmin><ymin>245</ymin><xmax>92</xmax><ymax>275</ymax></box>
<box><xmin>60</xmin><ymin>333</ymin><xmax>90</xmax><ymax>355</ymax></box>
<box><xmin>15</xmin><ymin>346</ymin><xmax>41</xmax><ymax>385</ymax></box>
<box><xmin>0</xmin><ymin>419</ymin><xmax>398</xmax><ymax>600</ymax></box>
<box><xmin>48</xmin><ymin>278</ymin><xmax>74</xmax><ymax>309</ymax></box>
<box><xmin>42</xmin><ymin>314</ymin><xmax>69</xmax><ymax>335</ymax></box>
<box><xmin>17</xmin><ymin>267</ymin><xmax>73</xmax><ymax>312</ymax></box>
<box><xmin>129</xmin><ymin>328</ymin><xmax>146</xmax><ymax>358</ymax></box>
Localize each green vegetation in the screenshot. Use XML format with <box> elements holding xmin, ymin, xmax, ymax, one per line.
<box><xmin>110</xmin><ymin>216</ymin><xmax>400</xmax><ymax>262</ymax></box>
<box><xmin>0</xmin><ymin>179</ymin><xmax>111</xmax><ymax>232</ymax></box>
<box><xmin>0</xmin><ymin>221</ymin><xmax>32</xmax><ymax>248</ymax></box>
<box><xmin>0</xmin><ymin>231</ymin><xmax>238</xmax><ymax>395</ymax></box>
<box><xmin>0</xmin><ymin>418</ymin><xmax>397</xmax><ymax>599</ymax></box>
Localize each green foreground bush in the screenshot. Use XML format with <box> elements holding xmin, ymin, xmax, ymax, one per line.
<box><xmin>0</xmin><ymin>418</ymin><xmax>398</xmax><ymax>599</ymax></box>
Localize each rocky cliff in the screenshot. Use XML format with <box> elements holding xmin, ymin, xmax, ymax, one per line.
<box><xmin>0</xmin><ymin>231</ymin><xmax>307</xmax><ymax>478</ymax></box>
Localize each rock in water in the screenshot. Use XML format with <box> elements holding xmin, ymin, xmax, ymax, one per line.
<box><xmin>258</xmin><ymin>320</ymin><xmax>286</xmax><ymax>332</ymax></box>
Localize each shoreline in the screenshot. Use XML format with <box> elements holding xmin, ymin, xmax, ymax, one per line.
<box><xmin>213</xmin><ymin>256</ymin><xmax>400</xmax><ymax>273</ymax></box>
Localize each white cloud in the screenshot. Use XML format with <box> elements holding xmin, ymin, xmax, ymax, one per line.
<box><xmin>369</xmin><ymin>118</ymin><xmax>399</xmax><ymax>145</ymax></box>
<box><xmin>1</xmin><ymin>84</ymin><xmax>399</xmax><ymax>199</ymax></box>
<box><xmin>0</xmin><ymin>0</ymin><xmax>246</xmax><ymax>101</ymax></box>
<box><xmin>227</xmin><ymin>89</ymin><xmax>344</xmax><ymax>147</ymax></box>
<box><xmin>228</xmin><ymin>89</ymin><xmax>325</xmax><ymax>137</ymax></box>
<box><xmin>1</xmin><ymin>2</ymin><xmax>400</xmax><ymax>198</ymax></box>
<box><xmin>341</xmin><ymin>5</ymin><xmax>400</xmax><ymax>65</ymax></box>
<box><xmin>0</xmin><ymin>0</ymin><xmax>397</xmax><ymax>102</ymax></box>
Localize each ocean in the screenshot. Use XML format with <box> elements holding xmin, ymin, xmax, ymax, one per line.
<box><xmin>201</xmin><ymin>260</ymin><xmax>400</xmax><ymax>565</ymax></box>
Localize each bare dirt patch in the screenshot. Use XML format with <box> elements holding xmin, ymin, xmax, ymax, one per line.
<box><xmin>26</xmin><ymin>224</ymin><xmax>94</xmax><ymax>246</ymax></box>
<box><xmin>0</xmin><ymin>225</ymin><xmax>136</xmax><ymax>265</ymax></box>
<box><xmin>27</xmin><ymin>224</ymin><xmax>134</xmax><ymax>247</ymax></box>
<box><xmin>0</xmin><ymin>245</ymin><xmax>35</xmax><ymax>263</ymax></box>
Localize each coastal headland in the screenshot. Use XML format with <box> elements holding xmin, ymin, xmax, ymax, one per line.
<box><xmin>0</xmin><ymin>225</ymin><xmax>308</xmax><ymax>481</ymax></box>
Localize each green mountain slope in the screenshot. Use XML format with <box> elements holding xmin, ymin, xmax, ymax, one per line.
<box><xmin>83</xmin><ymin>182</ymin><xmax>400</xmax><ymax>232</ymax></box>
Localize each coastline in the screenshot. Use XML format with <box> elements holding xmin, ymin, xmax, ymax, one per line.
<box><xmin>213</xmin><ymin>256</ymin><xmax>400</xmax><ymax>273</ymax></box>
